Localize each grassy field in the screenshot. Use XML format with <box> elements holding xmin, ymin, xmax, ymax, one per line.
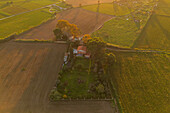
<box><xmin>92</xmin><ymin>16</ymin><xmax>139</xmax><ymax>47</ymax></box>
<box><xmin>110</xmin><ymin>52</ymin><xmax>170</xmax><ymax>113</ymax></box>
<box><xmin>0</xmin><ymin>8</ymin><xmax>53</xmax><ymax>39</ymax></box>
<box><xmin>82</xmin><ymin>3</ymin><xmax>131</xmax><ymax>16</ymax></box>
<box><xmin>91</xmin><ymin>7</ymin><xmax>152</xmax><ymax>48</ymax></box>
<box><xmin>133</xmin><ymin>0</ymin><xmax>170</xmax><ymax>50</ymax></box>
<box><xmin>0</xmin><ymin>0</ymin><xmax>60</xmax><ymax>17</ymax></box>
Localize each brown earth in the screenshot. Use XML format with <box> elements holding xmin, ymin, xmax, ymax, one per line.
<box><xmin>0</xmin><ymin>42</ymin><xmax>115</xmax><ymax>113</ymax></box>
<box><xmin>66</xmin><ymin>0</ymin><xmax>114</xmax><ymax>7</ymax></box>
<box><xmin>17</xmin><ymin>8</ymin><xmax>113</xmax><ymax>40</ymax></box>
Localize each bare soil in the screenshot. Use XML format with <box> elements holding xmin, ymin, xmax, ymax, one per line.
<box><xmin>17</xmin><ymin>8</ymin><xmax>113</xmax><ymax>40</ymax></box>
<box><xmin>0</xmin><ymin>42</ymin><xmax>115</xmax><ymax>113</ymax></box>
<box><xmin>66</xmin><ymin>0</ymin><xmax>113</xmax><ymax>7</ymax></box>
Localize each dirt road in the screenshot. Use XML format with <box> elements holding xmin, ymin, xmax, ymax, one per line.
<box><xmin>0</xmin><ymin>42</ymin><xmax>114</xmax><ymax>113</ymax></box>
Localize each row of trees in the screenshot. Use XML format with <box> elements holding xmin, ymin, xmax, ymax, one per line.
<box><xmin>84</xmin><ymin>35</ymin><xmax>116</xmax><ymax>74</ymax></box>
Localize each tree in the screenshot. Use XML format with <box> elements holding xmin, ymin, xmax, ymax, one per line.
<box><xmin>69</xmin><ymin>24</ymin><xmax>81</xmax><ymax>38</ymax></box>
<box><xmin>87</xmin><ymin>37</ymin><xmax>106</xmax><ymax>72</ymax></box>
<box><xmin>96</xmin><ymin>84</ymin><xmax>105</xmax><ymax>94</ymax></box>
<box><xmin>56</xmin><ymin>20</ymin><xmax>81</xmax><ymax>40</ymax></box>
<box><xmin>53</xmin><ymin>28</ymin><xmax>63</xmax><ymax>40</ymax></box>
<box><xmin>82</xmin><ymin>34</ymin><xmax>92</xmax><ymax>44</ymax></box>
<box><xmin>106</xmin><ymin>53</ymin><xmax>116</xmax><ymax>66</ymax></box>
<box><xmin>87</xmin><ymin>37</ymin><xmax>106</xmax><ymax>60</ymax></box>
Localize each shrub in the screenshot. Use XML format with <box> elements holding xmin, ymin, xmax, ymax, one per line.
<box><xmin>96</xmin><ymin>84</ymin><xmax>105</xmax><ymax>94</ymax></box>
<box><xmin>49</xmin><ymin>90</ymin><xmax>62</xmax><ymax>101</ymax></box>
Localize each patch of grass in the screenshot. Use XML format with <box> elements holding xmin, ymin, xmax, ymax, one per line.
<box><xmin>82</xmin><ymin>3</ymin><xmax>131</xmax><ymax>16</ymax></box>
<box><xmin>0</xmin><ymin>8</ymin><xmax>53</xmax><ymax>39</ymax></box>
<box><xmin>15</xmin><ymin>39</ymin><xmax>54</xmax><ymax>43</ymax></box>
<box><xmin>110</xmin><ymin>52</ymin><xmax>170</xmax><ymax>113</ymax></box>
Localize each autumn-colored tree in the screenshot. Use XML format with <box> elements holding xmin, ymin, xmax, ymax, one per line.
<box><xmin>69</xmin><ymin>24</ymin><xmax>81</xmax><ymax>38</ymax></box>
<box><xmin>55</xmin><ymin>20</ymin><xmax>81</xmax><ymax>40</ymax></box>
<box><xmin>82</xmin><ymin>34</ymin><xmax>92</xmax><ymax>44</ymax></box>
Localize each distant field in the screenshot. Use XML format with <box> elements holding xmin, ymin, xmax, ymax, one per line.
<box><xmin>133</xmin><ymin>0</ymin><xmax>170</xmax><ymax>50</ymax></box>
<box><xmin>92</xmin><ymin>7</ymin><xmax>151</xmax><ymax>48</ymax></box>
<box><xmin>133</xmin><ymin>14</ymin><xmax>170</xmax><ymax>50</ymax></box>
<box><xmin>110</xmin><ymin>52</ymin><xmax>170</xmax><ymax>113</ymax></box>
<box><xmin>82</xmin><ymin>3</ymin><xmax>131</xmax><ymax>16</ymax></box>
<box><xmin>0</xmin><ymin>0</ymin><xmax>60</xmax><ymax>18</ymax></box>
<box><xmin>0</xmin><ymin>8</ymin><xmax>53</xmax><ymax>39</ymax></box>
<box><xmin>92</xmin><ymin>17</ymin><xmax>138</xmax><ymax>47</ymax></box>
<box><xmin>65</xmin><ymin>0</ymin><xmax>113</xmax><ymax>7</ymax></box>
<box><xmin>17</xmin><ymin>8</ymin><xmax>113</xmax><ymax>40</ymax></box>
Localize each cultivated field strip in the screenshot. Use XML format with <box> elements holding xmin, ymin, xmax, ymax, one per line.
<box><xmin>17</xmin><ymin>8</ymin><xmax>113</xmax><ymax>40</ymax></box>
<box><xmin>111</xmin><ymin>52</ymin><xmax>170</xmax><ymax>113</ymax></box>
<box><xmin>66</xmin><ymin>0</ymin><xmax>113</xmax><ymax>7</ymax></box>
<box><xmin>0</xmin><ymin>42</ymin><xmax>66</xmax><ymax>113</ymax></box>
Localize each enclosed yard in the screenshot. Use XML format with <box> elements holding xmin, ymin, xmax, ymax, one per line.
<box><xmin>110</xmin><ymin>52</ymin><xmax>170</xmax><ymax>113</ymax></box>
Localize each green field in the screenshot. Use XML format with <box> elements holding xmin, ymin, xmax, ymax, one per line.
<box><xmin>91</xmin><ymin>7</ymin><xmax>151</xmax><ymax>48</ymax></box>
<box><xmin>0</xmin><ymin>8</ymin><xmax>53</xmax><ymax>39</ymax></box>
<box><xmin>0</xmin><ymin>0</ymin><xmax>71</xmax><ymax>39</ymax></box>
<box><xmin>0</xmin><ymin>0</ymin><xmax>60</xmax><ymax>18</ymax></box>
<box><xmin>133</xmin><ymin>14</ymin><xmax>170</xmax><ymax>50</ymax></box>
<box><xmin>110</xmin><ymin>52</ymin><xmax>170</xmax><ymax>113</ymax></box>
<box><xmin>133</xmin><ymin>0</ymin><xmax>170</xmax><ymax>50</ymax></box>
<box><xmin>82</xmin><ymin>3</ymin><xmax>131</xmax><ymax>16</ymax></box>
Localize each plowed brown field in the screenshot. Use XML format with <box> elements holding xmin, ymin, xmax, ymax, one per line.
<box><xmin>66</xmin><ymin>0</ymin><xmax>113</xmax><ymax>7</ymax></box>
<box><xmin>17</xmin><ymin>8</ymin><xmax>113</xmax><ymax>40</ymax></box>
<box><xmin>0</xmin><ymin>42</ymin><xmax>115</xmax><ymax>113</ymax></box>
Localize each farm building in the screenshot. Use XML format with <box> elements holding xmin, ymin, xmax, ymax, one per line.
<box><xmin>76</xmin><ymin>46</ymin><xmax>90</xmax><ymax>58</ymax></box>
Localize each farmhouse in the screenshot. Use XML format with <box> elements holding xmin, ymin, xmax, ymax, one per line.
<box><xmin>76</xmin><ymin>46</ymin><xmax>90</xmax><ymax>58</ymax></box>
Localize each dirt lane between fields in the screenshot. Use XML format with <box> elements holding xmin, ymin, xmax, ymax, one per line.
<box><xmin>0</xmin><ymin>42</ymin><xmax>114</xmax><ymax>113</ymax></box>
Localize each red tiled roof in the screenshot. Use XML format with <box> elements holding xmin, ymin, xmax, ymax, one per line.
<box><xmin>77</xmin><ymin>46</ymin><xmax>87</xmax><ymax>55</ymax></box>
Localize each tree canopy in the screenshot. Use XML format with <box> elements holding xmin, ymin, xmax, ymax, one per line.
<box><xmin>54</xmin><ymin>20</ymin><xmax>81</xmax><ymax>40</ymax></box>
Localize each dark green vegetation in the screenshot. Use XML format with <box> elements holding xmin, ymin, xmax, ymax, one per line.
<box><xmin>110</xmin><ymin>52</ymin><xmax>170</xmax><ymax>113</ymax></box>
<box><xmin>133</xmin><ymin>0</ymin><xmax>170</xmax><ymax>50</ymax></box>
